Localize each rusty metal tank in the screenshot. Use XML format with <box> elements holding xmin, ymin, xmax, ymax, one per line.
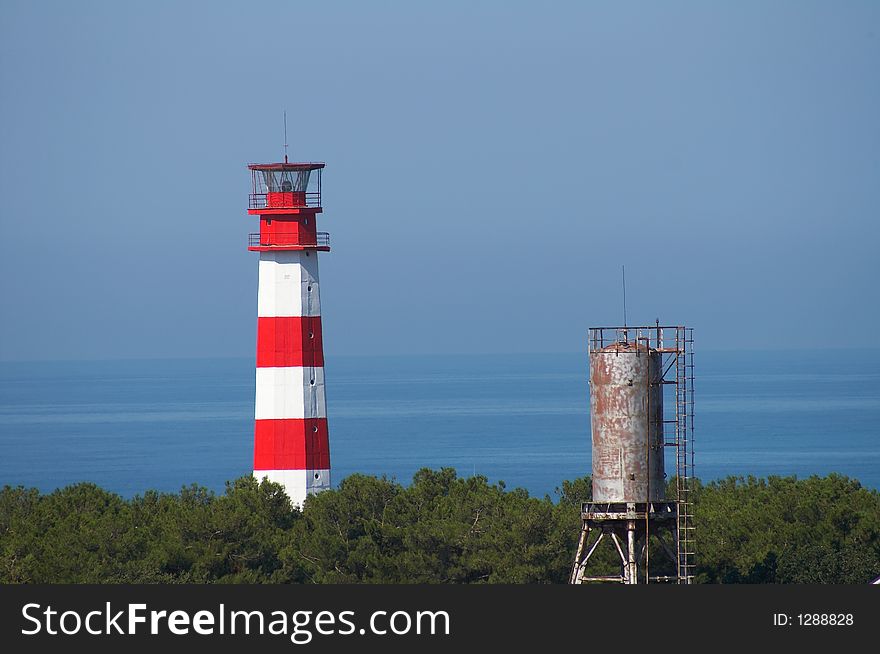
<box><xmin>590</xmin><ymin>341</ymin><xmax>665</xmax><ymax>503</ymax></box>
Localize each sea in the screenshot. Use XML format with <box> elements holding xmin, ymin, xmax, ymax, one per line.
<box><xmin>0</xmin><ymin>350</ymin><xmax>878</xmax><ymax>498</ymax></box>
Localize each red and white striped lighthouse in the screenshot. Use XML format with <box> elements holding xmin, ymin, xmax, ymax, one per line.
<box><xmin>247</xmin><ymin>161</ymin><xmax>331</xmax><ymax>507</ymax></box>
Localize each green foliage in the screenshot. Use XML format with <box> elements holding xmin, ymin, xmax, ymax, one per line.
<box><xmin>694</xmin><ymin>474</ymin><xmax>880</xmax><ymax>583</ymax></box>
<box><xmin>0</xmin><ymin>477</ymin><xmax>298</xmax><ymax>583</ymax></box>
<box><xmin>285</xmin><ymin>469</ymin><xmax>567</xmax><ymax>583</ymax></box>
<box><xmin>1</xmin><ymin>471</ymin><xmax>878</xmax><ymax>583</ymax></box>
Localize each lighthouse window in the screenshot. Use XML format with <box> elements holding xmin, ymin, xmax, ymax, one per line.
<box><xmin>261</xmin><ymin>169</ymin><xmax>311</xmax><ymax>193</ymax></box>
<box><xmin>313</xmin><ymin>425</ymin><xmax>319</xmax><ymax>432</ymax></box>
<box><xmin>309</xmin><ymin>332</ymin><xmax>314</xmax><ymax>339</ymax></box>
<box><xmin>307</xmin><ymin>286</ymin><xmax>312</xmax><ymax>292</ymax></box>
<box><xmin>310</xmin><ymin>378</ymin><xmax>315</xmax><ymax>386</ymax></box>
<box><xmin>314</xmin><ymin>473</ymin><xmax>320</xmax><ymax>480</ymax></box>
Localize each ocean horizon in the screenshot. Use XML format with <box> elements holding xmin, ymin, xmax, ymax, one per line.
<box><xmin>1</xmin><ymin>349</ymin><xmax>878</xmax><ymax>498</ymax></box>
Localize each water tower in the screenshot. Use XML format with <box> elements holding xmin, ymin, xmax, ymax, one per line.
<box><xmin>246</xmin><ymin>160</ymin><xmax>331</xmax><ymax>507</ymax></box>
<box><xmin>570</xmin><ymin>324</ymin><xmax>695</xmax><ymax>584</ymax></box>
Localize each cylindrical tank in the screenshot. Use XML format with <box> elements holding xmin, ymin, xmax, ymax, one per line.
<box><xmin>590</xmin><ymin>341</ymin><xmax>665</xmax><ymax>503</ymax></box>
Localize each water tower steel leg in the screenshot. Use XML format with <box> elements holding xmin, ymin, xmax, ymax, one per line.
<box><xmin>570</xmin><ymin>526</ymin><xmax>611</xmax><ymax>584</ymax></box>
<box><xmin>626</xmin><ymin>521</ymin><xmax>638</xmax><ymax>584</ymax></box>
<box><xmin>569</xmin><ymin>525</ymin><xmax>589</xmax><ymax>584</ymax></box>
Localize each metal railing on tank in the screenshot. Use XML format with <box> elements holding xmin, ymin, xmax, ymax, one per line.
<box><xmin>248</xmin><ymin>232</ymin><xmax>330</xmax><ymax>248</ymax></box>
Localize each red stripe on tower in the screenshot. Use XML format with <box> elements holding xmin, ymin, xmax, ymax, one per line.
<box><xmin>253</xmin><ymin>419</ymin><xmax>331</xmax><ymax>470</ymax></box>
<box><xmin>256</xmin><ymin>317</ymin><xmax>324</xmax><ymax>368</ymax></box>
<box><xmin>246</xmin><ymin>161</ymin><xmax>331</xmax><ymax>507</ymax></box>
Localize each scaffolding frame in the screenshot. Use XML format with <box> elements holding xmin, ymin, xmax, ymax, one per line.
<box><xmin>571</xmin><ymin>324</ymin><xmax>695</xmax><ymax>584</ymax></box>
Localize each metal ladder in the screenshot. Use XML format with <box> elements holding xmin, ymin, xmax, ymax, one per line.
<box><xmin>674</xmin><ymin>326</ymin><xmax>695</xmax><ymax>583</ymax></box>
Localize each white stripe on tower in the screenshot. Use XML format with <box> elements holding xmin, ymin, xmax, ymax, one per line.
<box><xmin>257</xmin><ymin>250</ymin><xmax>321</xmax><ymax>318</ymax></box>
<box><xmin>253</xmin><ymin>249</ymin><xmax>330</xmax><ymax>507</ymax></box>
<box><xmin>254</xmin><ymin>367</ymin><xmax>326</xmax><ymax>419</ymax></box>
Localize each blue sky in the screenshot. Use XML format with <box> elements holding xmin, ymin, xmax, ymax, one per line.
<box><xmin>1</xmin><ymin>1</ymin><xmax>878</xmax><ymax>360</ymax></box>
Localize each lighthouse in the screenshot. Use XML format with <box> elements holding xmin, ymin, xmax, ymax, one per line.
<box><xmin>247</xmin><ymin>160</ymin><xmax>331</xmax><ymax>507</ymax></box>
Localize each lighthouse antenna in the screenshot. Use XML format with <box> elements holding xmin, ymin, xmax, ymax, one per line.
<box><xmin>622</xmin><ymin>264</ymin><xmax>628</xmax><ymax>328</ymax></box>
<box><xmin>283</xmin><ymin>111</ymin><xmax>289</xmax><ymax>163</ymax></box>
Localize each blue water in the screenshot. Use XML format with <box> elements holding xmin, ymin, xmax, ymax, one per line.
<box><xmin>0</xmin><ymin>351</ymin><xmax>878</xmax><ymax>498</ymax></box>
